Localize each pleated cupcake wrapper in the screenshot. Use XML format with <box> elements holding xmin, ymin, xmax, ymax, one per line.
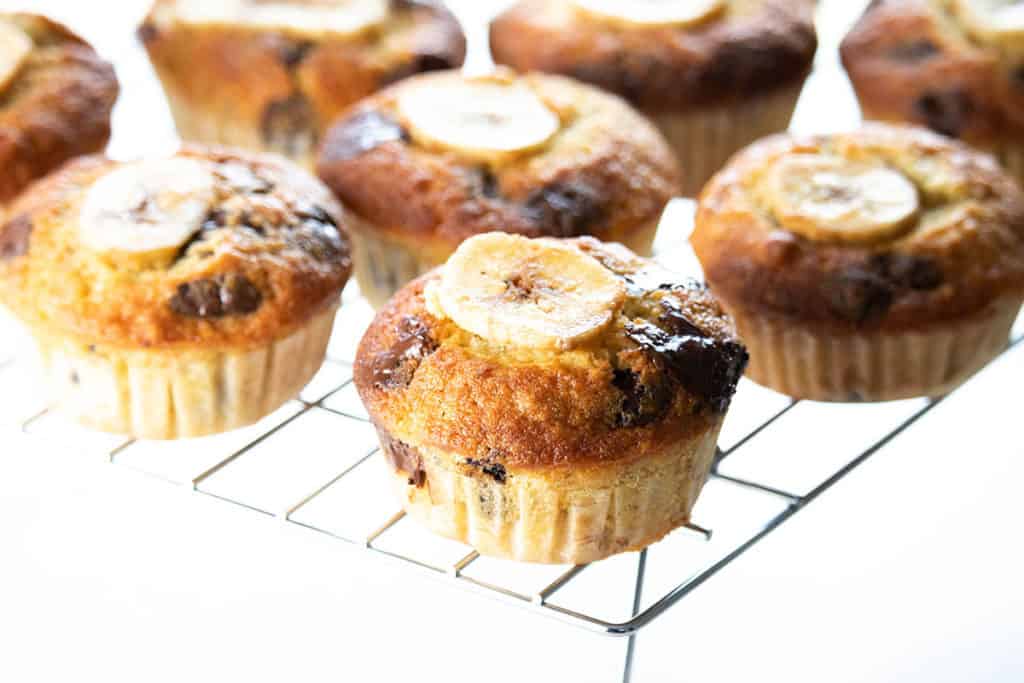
<box><xmin>33</xmin><ymin>304</ymin><xmax>338</xmax><ymax>439</ymax></box>
<box><xmin>652</xmin><ymin>83</ymin><xmax>804</xmax><ymax>198</ymax></box>
<box><xmin>386</xmin><ymin>420</ymin><xmax>722</xmax><ymax>565</ymax></box>
<box><xmin>158</xmin><ymin>81</ymin><xmax>318</xmax><ymax>169</ymax></box>
<box><xmin>735</xmin><ymin>297</ymin><xmax>1021</xmax><ymax>402</ymax></box>
<box><xmin>352</xmin><ymin>218</ymin><xmax>661</xmax><ymax>310</ymax></box>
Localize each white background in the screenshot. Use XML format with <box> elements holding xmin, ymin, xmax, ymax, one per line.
<box><xmin>2</xmin><ymin>1</ymin><xmax>1024</xmax><ymax>682</ymax></box>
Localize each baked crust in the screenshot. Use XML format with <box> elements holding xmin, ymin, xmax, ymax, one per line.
<box><xmin>0</xmin><ymin>146</ymin><xmax>352</xmax><ymax>350</ymax></box>
<box><xmin>489</xmin><ymin>0</ymin><xmax>816</xmax><ymax>113</ymax></box>
<box><xmin>317</xmin><ymin>70</ymin><xmax>681</xmax><ymax>248</ymax></box>
<box><xmin>140</xmin><ymin>0</ymin><xmax>466</xmax><ymax>156</ymax></box>
<box><xmin>841</xmin><ymin>0</ymin><xmax>1024</xmax><ymax>146</ymax></box>
<box><xmin>692</xmin><ymin>124</ymin><xmax>1024</xmax><ymax>333</ymax></box>
<box><xmin>0</xmin><ymin>13</ymin><xmax>117</xmax><ymax>205</ymax></box>
<box><xmin>355</xmin><ymin>238</ymin><xmax>746</xmax><ymax>473</ymax></box>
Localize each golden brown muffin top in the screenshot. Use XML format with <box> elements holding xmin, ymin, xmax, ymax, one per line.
<box><xmin>140</xmin><ymin>0</ymin><xmax>465</xmax><ymax>156</ymax></box>
<box><xmin>0</xmin><ymin>146</ymin><xmax>352</xmax><ymax>351</ymax></box>
<box><xmin>489</xmin><ymin>0</ymin><xmax>817</xmax><ymax>113</ymax></box>
<box><xmin>355</xmin><ymin>236</ymin><xmax>747</xmax><ymax>473</ymax></box>
<box><xmin>841</xmin><ymin>0</ymin><xmax>1024</xmax><ymax>145</ymax></box>
<box><xmin>0</xmin><ymin>13</ymin><xmax>118</xmax><ymax>205</ymax></box>
<box><xmin>693</xmin><ymin>123</ymin><xmax>1024</xmax><ymax>333</ymax></box>
<box><xmin>317</xmin><ymin>69</ymin><xmax>681</xmax><ymax>248</ymax></box>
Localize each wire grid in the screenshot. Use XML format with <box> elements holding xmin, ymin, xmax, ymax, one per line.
<box><xmin>2</xmin><ymin>232</ymin><xmax>1023</xmax><ymax>668</ymax></box>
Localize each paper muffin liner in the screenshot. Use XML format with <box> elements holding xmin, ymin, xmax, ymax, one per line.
<box><xmin>351</xmin><ymin>218</ymin><xmax>661</xmax><ymax>310</ymax></box>
<box><xmin>732</xmin><ymin>296</ymin><xmax>1022</xmax><ymax>402</ymax></box>
<box><xmin>31</xmin><ymin>303</ymin><xmax>339</xmax><ymax>439</ymax></box>
<box><xmin>379</xmin><ymin>418</ymin><xmax>723</xmax><ymax>565</ymax></box>
<box><xmin>651</xmin><ymin>83</ymin><xmax>805</xmax><ymax>198</ymax></box>
<box><xmin>157</xmin><ymin>81</ymin><xmax>318</xmax><ymax>169</ymax></box>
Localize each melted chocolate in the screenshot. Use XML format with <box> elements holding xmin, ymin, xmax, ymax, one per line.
<box><xmin>0</xmin><ymin>214</ymin><xmax>32</xmax><ymax>261</ymax></box>
<box><xmin>624</xmin><ymin>307</ymin><xmax>748</xmax><ymax>413</ymax></box>
<box><xmin>371</xmin><ymin>316</ymin><xmax>438</xmax><ymax>389</ymax></box>
<box><xmin>827</xmin><ymin>268</ymin><xmax>893</xmax><ymax>324</ymax></box>
<box><xmin>611</xmin><ymin>368</ymin><xmax>672</xmax><ymax>428</ymax></box>
<box><xmin>291</xmin><ymin>206</ymin><xmax>348</xmax><ymax>262</ymax></box>
<box><xmin>169</xmin><ymin>274</ymin><xmax>263</xmax><ymax>318</ymax></box>
<box><xmin>320</xmin><ymin>111</ymin><xmax>409</xmax><ymax>163</ymax></box>
<box><xmin>870</xmin><ymin>253</ymin><xmax>943</xmax><ymax>291</ymax></box>
<box><xmin>376</xmin><ymin>425</ymin><xmax>427</xmax><ymax>487</ymax></box>
<box><xmin>914</xmin><ymin>89</ymin><xmax>974</xmax><ymax>138</ymax></box>
<box><xmin>522</xmin><ymin>181</ymin><xmax>607</xmax><ymax>238</ymax></box>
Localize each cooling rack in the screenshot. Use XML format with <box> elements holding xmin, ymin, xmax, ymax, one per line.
<box><xmin>2</xmin><ymin>220</ymin><xmax>1022</xmax><ymax>683</ymax></box>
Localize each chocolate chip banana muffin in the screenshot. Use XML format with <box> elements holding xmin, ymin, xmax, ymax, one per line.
<box><xmin>693</xmin><ymin>124</ymin><xmax>1024</xmax><ymax>402</ymax></box>
<box><xmin>317</xmin><ymin>68</ymin><xmax>681</xmax><ymax>308</ymax></box>
<box><xmin>139</xmin><ymin>0</ymin><xmax>466</xmax><ymax>168</ymax></box>
<box><xmin>355</xmin><ymin>233</ymin><xmax>746</xmax><ymax>564</ymax></box>
<box><xmin>0</xmin><ymin>13</ymin><xmax>117</xmax><ymax>206</ymax></box>
<box><xmin>0</xmin><ymin>146</ymin><xmax>352</xmax><ymax>439</ymax></box>
<box><xmin>490</xmin><ymin>0</ymin><xmax>817</xmax><ymax>197</ymax></box>
<box><xmin>842</xmin><ymin>0</ymin><xmax>1024</xmax><ymax>185</ymax></box>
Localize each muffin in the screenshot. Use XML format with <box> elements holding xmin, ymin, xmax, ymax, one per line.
<box><xmin>139</xmin><ymin>0</ymin><xmax>466</xmax><ymax>168</ymax></box>
<box><xmin>692</xmin><ymin>124</ymin><xmax>1024</xmax><ymax>402</ymax></box>
<box><xmin>842</xmin><ymin>0</ymin><xmax>1024</xmax><ymax>184</ymax></box>
<box><xmin>354</xmin><ymin>232</ymin><xmax>747</xmax><ymax>564</ymax></box>
<box><xmin>0</xmin><ymin>146</ymin><xmax>352</xmax><ymax>439</ymax></box>
<box><xmin>0</xmin><ymin>13</ymin><xmax>118</xmax><ymax>206</ymax></box>
<box><xmin>317</xmin><ymin>68</ymin><xmax>681</xmax><ymax>308</ymax></box>
<box><xmin>490</xmin><ymin>0</ymin><xmax>817</xmax><ymax>197</ymax></box>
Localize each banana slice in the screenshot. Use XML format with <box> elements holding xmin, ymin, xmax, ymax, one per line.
<box><xmin>174</xmin><ymin>0</ymin><xmax>388</xmax><ymax>39</ymax></box>
<box><xmin>950</xmin><ymin>0</ymin><xmax>1024</xmax><ymax>45</ymax></box>
<box><xmin>761</xmin><ymin>155</ymin><xmax>920</xmax><ymax>244</ymax></box>
<box><xmin>0</xmin><ymin>20</ymin><xmax>32</xmax><ymax>94</ymax></box>
<box><xmin>572</xmin><ymin>0</ymin><xmax>725</xmax><ymax>29</ymax></box>
<box><xmin>432</xmin><ymin>233</ymin><xmax>627</xmax><ymax>350</ymax></box>
<box><xmin>79</xmin><ymin>158</ymin><xmax>217</xmax><ymax>263</ymax></box>
<box><xmin>396</xmin><ymin>78</ymin><xmax>561</xmax><ymax>164</ymax></box>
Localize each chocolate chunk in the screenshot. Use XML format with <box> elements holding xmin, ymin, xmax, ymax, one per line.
<box><xmin>523</xmin><ymin>181</ymin><xmax>607</xmax><ymax>238</ymax></box>
<box><xmin>465</xmin><ymin>451</ymin><xmax>507</xmax><ymax>484</ymax></box>
<box><xmin>611</xmin><ymin>368</ymin><xmax>672</xmax><ymax>428</ymax></box>
<box><xmin>871</xmin><ymin>253</ymin><xmax>943</xmax><ymax>291</ymax></box>
<box><xmin>371</xmin><ymin>315</ymin><xmax>438</xmax><ymax>389</ymax></box>
<box><xmin>376</xmin><ymin>426</ymin><xmax>427</xmax><ymax>487</ymax></box>
<box><xmin>276</xmin><ymin>39</ymin><xmax>313</xmax><ymax>69</ymax></box>
<box><xmin>0</xmin><ymin>214</ymin><xmax>32</xmax><ymax>261</ymax></box>
<box><xmin>260</xmin><ymin>94</ymin><xmax>317</xmax><ymax>157</ymax></box>
<box><xmin>320</xmin><ymin>111</ymin><xmax>409</xmax><ymax>163</ymax></box>
<box><xmin>625</xmin><ymin>318</ymin><xmax>748</xmax><ymax>414</ymax></box>
<box><xmin>827</xmin><ymin>269</ymin><xmax>893</xmax><ymax>324</ymax></box>
<box><xmin>1013</xmin><ymin>65</ymin><xmax>1024</xmax><ymax>89</ymax></box>
<box><xmin>169</xmin><ymin>274</ymin><xmax>263</xmax><ymax>318</ymax></box>
<box><xmin>888</xmin><ymin>40</ymin><xmax>939</xmax><ymax>62</ymax></box>
<box><xmin>292</xmin><ymin>206</ymin><xmax>348</xmax><ymax>262</ymax></box>
<box><xmin>914</xmin><ymin>90</ymin><xmax>973</xmax><ymax>138</ymax></box>
<box><xmin>137</xmin><ymin>22</ymin><xmax>158</xmax><ymax>44</ymax></box>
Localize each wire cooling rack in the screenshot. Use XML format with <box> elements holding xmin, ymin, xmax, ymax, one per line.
<box><xmin>2</xmin><ymin>216</ymin><xmax>1023</xmax><ymax>683</ymax></box>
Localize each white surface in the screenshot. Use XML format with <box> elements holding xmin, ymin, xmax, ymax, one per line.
<box><xmin>2</xmin><ymin>1</ymin><xmax>1024</xmax><ymax>682</ymax></box>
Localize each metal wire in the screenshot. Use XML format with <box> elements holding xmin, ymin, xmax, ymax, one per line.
<box><xmin>10</xmin><ymin>303</ymin><xmax>1024</xmax><ymax>649</ymax></box>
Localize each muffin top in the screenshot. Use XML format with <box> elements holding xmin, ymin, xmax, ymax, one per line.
<box><xmin>317</xmin><ymin>69</ymin><xmax>681</xmax><ymax>249</ymax></box>
<box><xmin>489</xmin><ymin>0</ymin><xmax>817</xmax><ymax>113</ymax></box>
<box><xmin>693</xmin><ymin>124</ymin><xmax>1024</xmax><ymax>332</ymax></box>
<box><xmin>0</xmin><ymin>146</ymin><xmax>352</xmax><ymax>350</ymax></box>
<box><xmin>140</xmin><ymin>0</ymin><xmax>465</xmax><ymax>154</ymax></box>
<box><xmin>0</xmin><ymin>13</ymin><xmax>118</xmax><ymax>205</ymax></box>
<box><xmin>842</xmin><ymin>0</ymin><xmax>1024</xmax><ymax>145</ymax></box>
<box><xmin>355</xmin><ymin>233</ymin><xmax>747</xmax><ymax>472</ymax></box>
